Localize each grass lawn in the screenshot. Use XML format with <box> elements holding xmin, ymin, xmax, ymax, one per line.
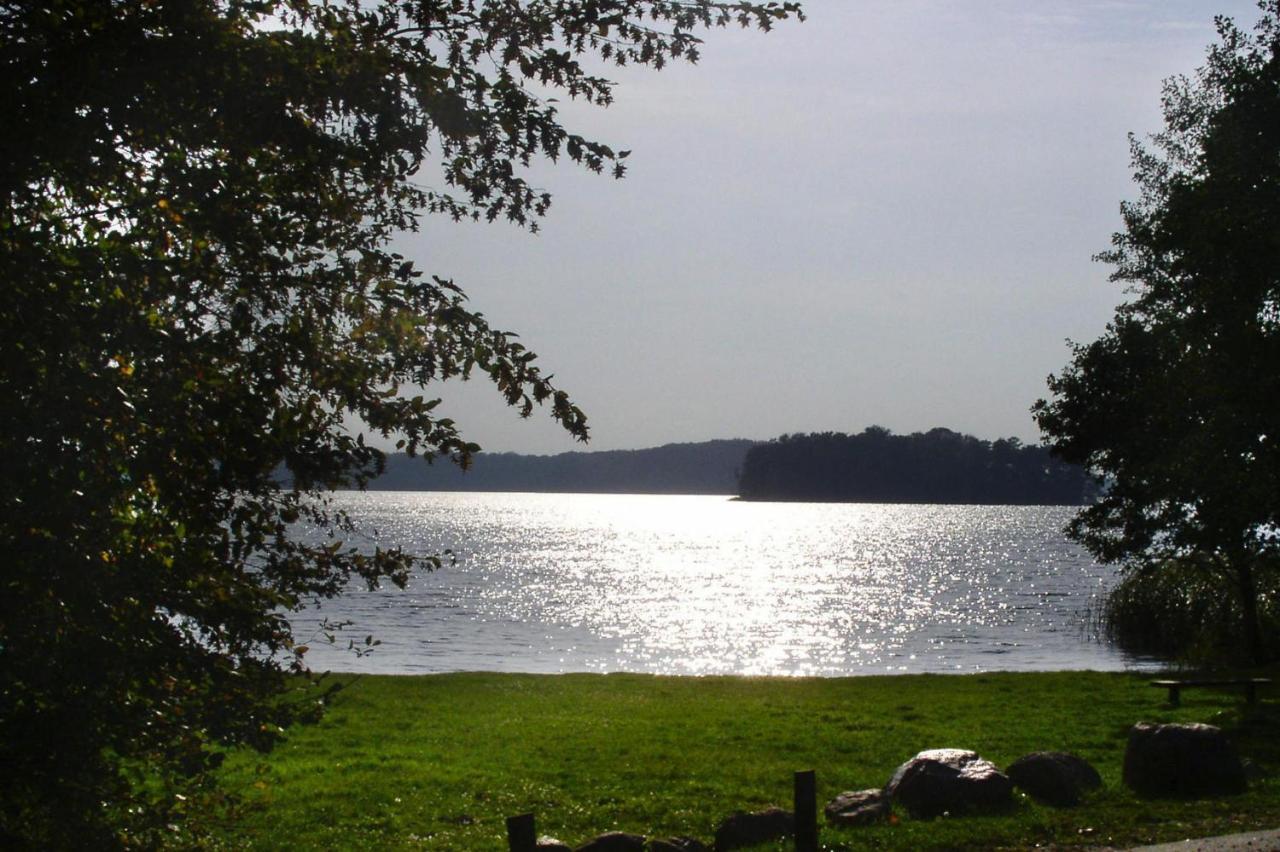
<box><xmin>216</xmin><ymin>670</ymin><xmax>1280</xmax><ymax>850</ymax></box>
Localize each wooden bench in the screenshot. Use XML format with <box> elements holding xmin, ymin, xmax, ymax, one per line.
<box><xmin>1150</xmin><ymin>678</ymin><xmax>1272</xmax><ymax>706</ymax></box>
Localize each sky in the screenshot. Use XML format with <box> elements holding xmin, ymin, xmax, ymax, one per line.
<box><xmin>394</xmin><ymin>0</ymin><xmax>1266</xmax><ymax>456</ymax></box>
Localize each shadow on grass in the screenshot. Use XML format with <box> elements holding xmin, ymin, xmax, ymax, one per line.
<box><xmin>1216</xmin><ymin>703</ymin><xmax>1280</xmax><ymax>766</ymax></box>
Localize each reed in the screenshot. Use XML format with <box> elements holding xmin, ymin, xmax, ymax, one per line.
<box><xmin>1103</xmin><ymin>556</ymin><xmax>1280</xmax><ymax>664</ymax></box>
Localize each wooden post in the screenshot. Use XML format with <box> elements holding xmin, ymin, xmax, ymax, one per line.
<box><xmin>506</xmin><ymin>812</ymin><xmax>536</xmax><ymax>852</ymax></box>
<box><xmin>794</xmin><ymin>769</ymin><xmax>817</xmax><ymax>852</ymax></box>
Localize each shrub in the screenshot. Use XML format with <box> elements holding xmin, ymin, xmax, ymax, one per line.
<box><xmin>1104</xmin><ymin>555</ymin><xmax>1280</xmax><ymax>665</ymax></box>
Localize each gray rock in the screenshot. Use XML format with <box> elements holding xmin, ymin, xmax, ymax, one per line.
<box><xmin>575</xmin><ymin>833</ymin><xmax>647</xmax><ymax>852</ymax></box>
<box><xmin>537</xmin><ymin>839</ymin><xmax>573</xmax><ymax>852</ymax></box>
<box><xmin>884</xmin><ymin>748</ymin><xmax>1013</xmax><ymax>818</ymax></box>
<box><xmin>647</xmin><ymin>838</ymin><xmax>709</xmax><ymax>852</ymax></box>
<box><xmin>1006</xmin><ymin>751</ymin><xmax>1102</xmax><ymax>806</ymax></box>
<box><xmin>824</xmin><ymin>788</ymin><xmax>891</xmax><ymax>825</ymax></box>
<box><xmin>1123</xmin><ymin>722</ymin><xmax>1246</xmax><ymax>797</ymax></box>
<box><xmin>713</xmin><ymin>808</ymin><xmax>793</xmax><ymax>851</ymax></box>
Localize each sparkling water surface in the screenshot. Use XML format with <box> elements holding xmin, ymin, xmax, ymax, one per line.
<box><xmin>293</xmin><ymin>492</ymin><xmax>1153</xmax><ymax>675</ymax></box>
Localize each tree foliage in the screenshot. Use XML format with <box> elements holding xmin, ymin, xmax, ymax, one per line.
<box><xmin>1033</xmin><ymin>2</ymin><xmax>1280</xmax><ymax>663</ymax></box>
<box><xmin>738</xmin><ymin>427</ymin><xmax>1095</xmax><ymax>504</ymax></box>
<box><xmin>0</xmin><ymin>0</ymin><xmax>800</xmax><ymax>845</ymax></box>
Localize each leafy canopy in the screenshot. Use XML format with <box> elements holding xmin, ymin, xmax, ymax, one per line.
<box><xmin>1033</xmin><ymin>1</ymin><xmax>1280</xmax><ymax>661</ymax></box>
<box><xmin>0</xmin><ymin>0</ymin><xmax>800</xmax><ymax>845</ymax></box>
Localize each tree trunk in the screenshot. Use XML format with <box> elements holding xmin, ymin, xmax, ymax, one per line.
<box><xmin>1235</xmin><ymin>555</ymin><xmax>1263</xmax><ymax>665</ymax></box>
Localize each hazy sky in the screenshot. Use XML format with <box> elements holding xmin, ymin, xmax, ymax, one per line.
<box><xmin>395</xmin><ymin>0</ymin><xmax>1264</xmax><ymax>456</ymax></box>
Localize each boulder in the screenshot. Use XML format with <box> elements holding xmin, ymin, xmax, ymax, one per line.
<box><xmin>647</xmin><ymin>838</ymin><xmax>709</xmax><ymax>852</ymax></box>
<box><xmin>713</xmin><ymin>808</ymin><xmax>793</xmax><ymax>851</ymax></box>
<box><xmin>575</xmin><ymin>833</ymin><xmax>647</xmax><ymax>852</ymax></box>
<box><xmin>537</xmin><ymin>839</ymin><xmax>573</xmax><ymax>852</ymax></box>
<box><xmin>1005</xmin><ymin>751</ymin><xmax>1102</xmax><ymax>806</ymax></box>
<box><xmin>884</xmin><ymin>748</ymin><xmax>1013</xmax><ymax>818</ymax></box>
<box><xmin>1123</xmin><ymin>722</ymin><xmax>1246</xmax><ymax>797</ymax></box>
<box><xmin>824</xmin><ymin>789</ymin><xmax>891</xmax><ymax>825</ymax></box>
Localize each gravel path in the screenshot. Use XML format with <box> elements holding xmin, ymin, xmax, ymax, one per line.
<box><xmin>1127</xmin><ymin>828</ymin><xmax>1280</xmax><ymax>851</ymax></box>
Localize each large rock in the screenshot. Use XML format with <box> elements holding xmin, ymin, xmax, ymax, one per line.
<box><xmin>537</xmin><ymin>839</ymin><xmax>573</xmax><ymax>852</ymax></box>
<box><xmin>1123</xmin><ymin>722</ymin><xmax>1246</xmax><ymax>797</ymax></box>
<box><xmin>1006</xmin><ymin>751</ymin><xmax>1102</xmax><ymax>806</ymax></box>
<box><xmin>824</xmin><ymin>789</ymin><xmax>891</xmax><ymax>825</ymax></box>
<box><xmin>713</xmin><ymin>808</ymin><xmax>793</xmax><ymax>851</ymax></box>
<box><xmin>647</xmin><ymin>838</ymin><xmax>709</xmax><ymax>852</ymax></box>
<box><xmin>575</xmin><ymin>833</ymin><xmax>647</xmax><ymax>852</ymax></box>
<box><xmin>884</xmin><ymin>748</ymin><xmax>1013</xmax><ymax>818</ymax></box>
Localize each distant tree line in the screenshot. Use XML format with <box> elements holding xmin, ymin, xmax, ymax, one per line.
<box><xmin>737</xmin><ymin>427</ymin><xmax>1097</xmax><ymax>505</ymax></box>
<box><xmin>367</xmin><ymin>439</ymin><xmax>754</xmax><ymax>494</ymax></box>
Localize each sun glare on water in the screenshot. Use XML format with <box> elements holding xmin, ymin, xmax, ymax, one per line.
<box><xmin>293</xmin><ymin>492</ymin><xmax>1143</xmax><ymax>676</ymax></box>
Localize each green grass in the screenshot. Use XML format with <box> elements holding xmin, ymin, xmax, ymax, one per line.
<box><xmin>215</xmin><ymin>671</ymin><xmax>1280</xmax><ymax>850</ymax></box>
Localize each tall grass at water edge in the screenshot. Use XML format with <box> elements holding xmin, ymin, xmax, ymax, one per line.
<box><xmin>1103</xmin><ymin>556</ymin><xmax>1280</xmax><ymax>665</ymax></box>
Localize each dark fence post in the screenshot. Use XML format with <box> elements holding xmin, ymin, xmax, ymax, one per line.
<box><xmin>506</xmin><ymin>812</ymin><xmax>536</xmax><ymax>852</ymax></box>
<box><xmin>794</xmin><ymin>769</ymin><xmax>817</xmax><ymax>852</ymax></box>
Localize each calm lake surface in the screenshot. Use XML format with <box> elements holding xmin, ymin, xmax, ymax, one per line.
<box><xmin>293</xmin><ymin>492</ymin><xmax>1155</xmax><ymax>675</ymax></box>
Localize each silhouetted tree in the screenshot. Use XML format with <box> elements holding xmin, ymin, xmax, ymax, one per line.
<box><xmin>1034</xmin><ymin>3</ymin><xmax>1280</xmax><ymax>663</ymax></box>
<box><xmin>0</xmin><ymin>1</ymin><xmax>801</xmax><ymax>845</ymax></box>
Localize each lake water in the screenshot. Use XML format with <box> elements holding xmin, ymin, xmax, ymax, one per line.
<box><xmin>292</xmin><ymin>492</ymin><xmax>1155</xmax><ymax>676</ymax></box>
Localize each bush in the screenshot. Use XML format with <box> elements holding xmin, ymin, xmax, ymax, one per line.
<box><xmin>1104</xmin><ymin>556</ymin><xmax>1280</xmax><ymax>665</ymax></box>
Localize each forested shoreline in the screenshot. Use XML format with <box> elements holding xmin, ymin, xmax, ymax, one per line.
<box><xmin>368</xmin><ymin>439</ymin><xmax>753</xmax><ymax>494</ymax></box>
<box><xmin>737</xmin><ymin>427</ymin><xmax>1096</xmax><ymax>505</ymax></box>
<box><xmin>364</xmin><ymin>428</ymin><xmax>1095</xmax><ymax>505</ymax></box>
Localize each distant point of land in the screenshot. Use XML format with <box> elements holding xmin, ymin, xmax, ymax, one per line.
<box><xmin>738</xmin><ymin>427</ymin><xmax>1095</xmax><ymax>505</ymax></box>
